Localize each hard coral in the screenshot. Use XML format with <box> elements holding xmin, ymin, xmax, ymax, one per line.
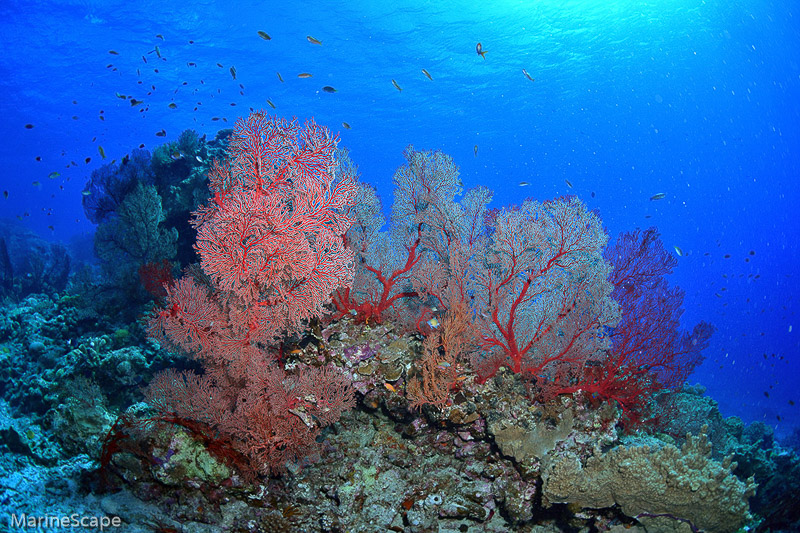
<box><xmin>541</xmin><ymin>426</ymin><xmax>756</xmax><ymax>533</ymax></box>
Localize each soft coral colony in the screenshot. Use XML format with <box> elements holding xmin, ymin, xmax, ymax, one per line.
<box><xmin>104</xmin><ymin>110</ymin><xmax>753</xmax><ymax>531</ymax></box>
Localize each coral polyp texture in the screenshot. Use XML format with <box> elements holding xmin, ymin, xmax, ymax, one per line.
<box><xmin>542</xmin><ymin>426</ymin><xmax>756</xmax><ymax>533</ymax></box>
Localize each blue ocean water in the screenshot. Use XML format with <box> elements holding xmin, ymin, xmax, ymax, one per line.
<box><xmin>0</xmin><ymin>0</ymin><xmax>797</xmax><ymax>440</ymax></box>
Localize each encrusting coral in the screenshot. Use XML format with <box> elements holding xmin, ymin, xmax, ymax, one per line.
<box><xmin>541</xmin><ymin>425</ymin><xmax>757</xmax><ymax>533</ymax></box>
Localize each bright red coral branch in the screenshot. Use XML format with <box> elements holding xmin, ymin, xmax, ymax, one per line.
<box><xmin>145</xmin><ymin>112</ymin><xmax>357</xmax><ymax>477</ymax></box>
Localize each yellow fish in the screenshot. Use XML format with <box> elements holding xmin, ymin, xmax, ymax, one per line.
<box><xmin>384</xmin><ymin>382</ymin><xmax>397</xmax><ymax>393</ymax></box>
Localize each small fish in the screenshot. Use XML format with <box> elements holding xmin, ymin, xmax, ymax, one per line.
<box><xmin>522</xmin><ymin>68</ymin><xmax>535</xmax><ymax>82</ymax></box>
<box><xmin>187</xmin><ymin>61</ymin><xmax>196</xmax><ymax>67</ymax></box>
<box><xmin>229</xmin><ymin>66</ymin><xmax>237</xmax><ymax>80</ymax></box>
<box><xmin>276</xmin><ymin>72</ymin><xmax>284</xmax><ymax>82</ymax></box>
<box><xmin>155</xmin><ymin>129</ymin><xmax>166</xmax><ymax>137</ymax></box>
<box><xmin>24</xmin><ymin>124</ymin><xmax>34</xmax><ymax>129</ymax></box>
<box><xmin>674</xmin><ymin>245</ymin><xmax>683</xmax><ymax>257</ymax></box>
<box><xmin>266</xmin><ymin>99</ymin><xmax>276</xmax><ymax>109</ymax></box>
<box><xmin>436</xmin><ymin>361</ymin><xmax>451</xmax><ymax>369</ymax></box>
<box><xmin>138</xmin><ymin>143</ymin><xmax>145</xmax><ymax>148</ymax></box>
<box><xmin>257</xmin><ymin>31</ymin><xmax>271</xmax><ymax>41</ymax></box>
<box><xmin>48</xmin><ymin>172</ymin><xmax>60</xmax><ymax>179</ymax></box>
<box><xmin>427</xmin><ymin>317</ymin><xmax>440</xmax><ymax>329</ymax></box>
<box><xmin>649</xmin><ymin>192</ymin><xmax>666</xmax><ymax>201</ymax></box>
<box><xmin>108</xmin><ymin>50</ymin><xmax>119</xmax><ymax>55</ymax></box>
<box><xmin>473</xmin><ymin>145</ymin><xmax>478</xmax><ymax>157</ymax></box>
<box><xmin>98</xmin><ymin>146</ymin><xmax>106</xmax><ymax>159</ymax></box>
<box><xmin>35</xmin><ymin>156</ymin><xmax>41</xmax><ymax>161</ymax></box>
<box><xmin>130</xmin><ymin>98</ymin><xmax>143</xmax><ymax>106</ymax></box>
<box><xmin>170</xmin><ymin>151</ymin><xmax>183</xmax><ymax>161</ymax></box>
<box><xmin>85</xmin><ymin>157</ymin><xmax>91</xmax><ymax>164</ymax></box>
<box><xmin>141</xmin><ymin>55</ymin><xmax>147</xmax><ymax>63</ymax></box>
<box><xmin>384</xmin><ymin>382</ymin><xmax>397</xmax><ymax>393</ymax></box>
<box><xmin>211</xmin><ymin>117</ymin><xmax>220</xmax><ymax>121</ymax></box>
<box><xmin>216</xmin><ymin>62</ymin><xmax>224</xmax><ymax>68</ymax></box>
<box><xmin>2</xmin><ymin>191</ymin><xmax>7</xmax><ymax>199</ymax></box>
<box><xmin>476</xmin><ymin>42</ymin><xmax>487</xmax><ymax>59</ymax></box>
<box><xmin>168</xmin><ymin>102</ymin><xmax>177</xmax><ymax>109</ymax></box>
<box><xmin>155</xmin><ymin>34</ymin><xmax>164</xmax><ymax>40</ymax></box>
<box><xmin>306</xmin><ymin>35</ymin><xmax>322</xmax><ymax>45</ymax></box>
<box><xmin>342</xmin><ymin>121</ymin><xmax>351</xmax><ymax>130</ymax></box>
<box><xmin>422</xmin><ymin>68</ymin><xmax>433</xmax><ymax>81</ymax></box>
<box><xmin>48</xmin><ymin>225</ymin><xmax>54</xmax><ymax>231</ymax></box>
<box><xmin>297</xmin><ymin>72</ymin><xmax>313</xmax><ymax>78</ymax></box>
<box><xmin>195</xmin><ymin>155</ymin><xmax>203</xmax><ymax>163</ymax></box>
<box><xmin>391</xmin><ymin>79</ymin><xmax>402</xmax><ymax>92</ymax></box>
<box><xmin>154</xmin><ymin>45</ymin><xmax>161</xmax><ymax>58</ymax></box>
<box><xmin>322</xmin><ymin>86</ymin><xmax>337</xmax><ymax>93</ymax></box>
<box><xmin>565</xmin><ymin>179</ymin><xmax>573</xmax><ymax>188</ymax></box>
<box><xmin>518</xmin><ymin>181</ymin><xmax>530</xmax><ymax>187</ymax></box>
<box><xmin>32</xmin><ymin>181</ymin><xmax>41</xmax><ymax>187</ymax></box>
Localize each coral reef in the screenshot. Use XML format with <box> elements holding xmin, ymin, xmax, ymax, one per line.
<box><xmin>5</xmin><ymin>114</ymin><xmax>797</xmax><ymax>532</ymax></box>
<box><xmin>541</xmin><ymin>426</ymin><xmax>756</xmax><ymax>533</ymax></box>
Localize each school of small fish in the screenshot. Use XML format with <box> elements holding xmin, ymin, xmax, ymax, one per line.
<box><xmin>16</xmin><ymin>26</ymin><xmax>748</xmax><ymax>294</ymax></box>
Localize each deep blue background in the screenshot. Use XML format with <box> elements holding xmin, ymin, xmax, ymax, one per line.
<box><xmin>1</xmin><ymin>0</ymin><xmax>797</xmax><ymax>438</ymax></box>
